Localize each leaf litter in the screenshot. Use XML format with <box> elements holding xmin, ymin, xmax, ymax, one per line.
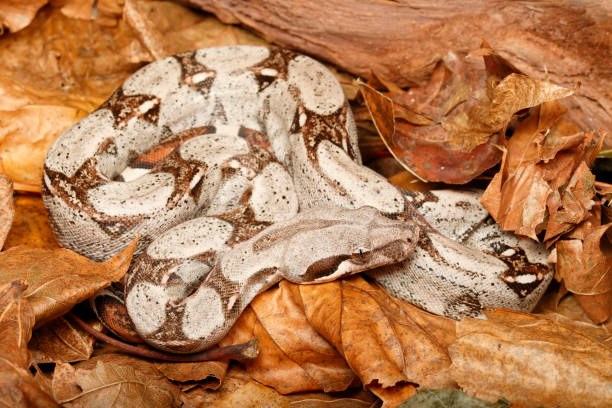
<box><xmin>0</xmin><ymin>1</ymin><xmax>610</xmax><ymax>407</ymax></box>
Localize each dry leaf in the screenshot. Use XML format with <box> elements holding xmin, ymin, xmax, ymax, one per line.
<box><xmin>156</xmin><ymin>360</ymin><xmax>228</xmax><ymax>388</ymax></box>
<box><xmin>361</xmin><ymin>50</ymin><xmax>573</xmax><ymax>184</ymax></box>
<box><xmin>223</xmin><ymin>276</ymin><xmax>455</xmax><ymax>405</ymax></box>
<box><xmin>481</xmin><ymin>101</ymin><xmax>605</xmax><ymax>241</ymax></box>
<box><xmin>449</xmin><ymin>309</ymin><xmax>612</xmax><ymax>407</ymax></box>
<box><xmin>60</xmin><ymin>0</ymin><xmax>123</xmax><ymax>27</ymax></box>
<box><xmin>221</xmin><ymin>281</ymin><xmax>356</xmax><ymax>394</ymax></box>
<box><xmin>0</xmin><ymin>239</ymin><xmax>136</xmax><ymax>327</ymax></box>
<box><xmin>29</xmin><ymin>316</ymin><xmax>99</xmax><ymax>364</ymax></box>
<box><xmin>0</xmin><ymin>174</ymin><xmax>14</xmax><ymax>248</ymax></box>
<box><xmin>52</xmin><ymin>354</ymin><xmax>181</xmax><ymax>407</ymax></box>
<box><xmin>0</xmin><ymin>0</ymin><xmax>47</xmax><ymax>33</ymax></box>
<box><xmin>3</xmin><ymin>194</ymin><xmax>58</xmax><ymax>250</ymax></box>
<box><xmin>0</xmin><ymin>5</ymin><xmax>143</xmax><ymax>184</ymax></box>
<box><xmin>0</xmin><ymin>280</ymin><xmax>58</xmax><ymax>408</ymax></box>
<box><xmin>556</xmin><ymin>223</ymin><xmax>612</xmax><ymax>323</ymax></box>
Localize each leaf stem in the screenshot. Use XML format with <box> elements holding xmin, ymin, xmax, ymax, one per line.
<box><xmin>68</xmin><ymin>312</ymin><xmax>259</xmax><ymax>362</ymax></box>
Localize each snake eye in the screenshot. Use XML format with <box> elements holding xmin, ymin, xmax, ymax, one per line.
<box><xmin>351</xmin><ymin>247</ymin><xmax>372</xmax><ymax>264</ymax></box>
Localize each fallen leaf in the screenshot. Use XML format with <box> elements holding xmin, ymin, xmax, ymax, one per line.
<box><xmin>52</xmin><ymin>354</ymin><xmax>181</xmax><ymax>407</ymax></box>
<box><xmin>29</xmin><ymin>316</ymin><xmax>99</xmax><ymax>364</ymax></box>
<box><xmin>449</xmin><ymin>309</ymin><xmax>612</xmax><ymax>407</ymax></box>
<box><xmin>156</xmin><ymin>360</ymin><xmax>228</xmax><ymax>388</ymax></box>
<box><xmin>0</xmin><ymin>174</ymin><xmax>14</xmax><ymax>248</ymax></box>
<box><xmin>3</xmin><ymin>194</ymin><xmax>58</xmax><ymax>250</ymax></box>
<box><xmin>399</xmin><ymin>388</ymin><xmax>510</xmax><ymax>408</ymax></box>
<box><xmin>0</xmin><ymin>5</ymin><xmax>143</xmax><ymax>184</ymax></box>
<box><xmin>481</xmin><ymin>101</ymin><xmax>605</xmax><ymax>241</ymax></box>
<box><xmin>0</xmin><ymin>0</ymin><xmax>47</xmax><ymax>33</ymax></box>
<box><xmin>60</xmin><ymin>0</ymin><xmax>123</xmax><ymax>27</ymax></box>
<box><xmin>0</xmin><ymin>238</ymin><xmax>136</xmax><ymax>327</ymax></box>
<box><xmin>556</xmin><ymin>222</ymin><xmax>612</xmax><ymax>323</ymax></box>
<box><xmin>0</xmin><ymin>280</ymin><xmax>58</xmax><ymax>407</ymax></box>
<box><xmin>361</xmin><ymin>50</ymin><xmax>573</xmax><ymax>184</ymax></box>
<box><xmin>339</xmin><ymin>278</ymin><xmax>455</xmax><ymax>389</ymax></box>
<box><xmin>191</xmin><ymin>379</ymin><xmax>378</xmax><ymax>408</ymax></box>
<box><xmin>221</xmin><ymin>281</ymin><xmax>356</xmax><ymax>394</ymax></box>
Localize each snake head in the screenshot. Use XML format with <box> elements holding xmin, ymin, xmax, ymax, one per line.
<box><xmin>275</xmin><ymin>206</ymin><xmax>420</xmax><ymax>283</ymax></box>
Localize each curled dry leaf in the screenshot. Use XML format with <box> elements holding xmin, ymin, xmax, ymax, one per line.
<box><xmin>52</xmin><ymin>354</ymin><xmax>181</xmax><ymax>408</ymax></box>
<box><xmin>556</xmin><ymin>222</ymin><xmax>612</xmax><ymax>323</ymax></box>
<box><xmin>3</xmin><ymin>195</ymin><xmax>58</xmax><ymax>250</ymax></box>
<box><xmin>0</xmin><ymin>238</ymin><xmax>136</xmax><ymax>327</ymax></box>
<box><xmin>29</xmin><ymin>316</ymin><xmax>100</xmax><ymax>364</ymax></box>
<box><xmin>0</xmin><ymin>174</ymin><xmax>14</xmax><ymax>248</ymax></box>
<box><xmin>361</xmin><ymin>50</ymin><xmax>573</xmax><ymax>184</ymax></box>
<box><xmin>449</xmin><ymin>309</ymin><xmax>612</xmax><ymax>407</ymax></box>
<box><xmin>481</xmin><ymin>101</ymin><xmax>604</xmax><ymax>241</ymax></box>
<box><xmin>0</xmin><ymin>280</ymin><xmax>58</xmax><ymax>408</ymax></box>
<box><xmin>0</xmin><ymin>0</ymin><xmax>47</xmax><ymax>33</ymax></box>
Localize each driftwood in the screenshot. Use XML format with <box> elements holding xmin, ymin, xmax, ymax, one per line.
<box><xmin>185</xmin><ymin>0</ymin><xmax>611</xmax><ymax>146</ymax></box>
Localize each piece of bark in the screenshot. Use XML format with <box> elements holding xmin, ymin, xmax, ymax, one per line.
<box><xmin>185</xmin><ymin>0</ymin><xmax>612</xmax><ymax>147</ymax></box>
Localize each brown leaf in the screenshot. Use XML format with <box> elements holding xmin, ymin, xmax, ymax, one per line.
<box><xmin>362</xmin><ymin>50</ymin><xmax>573</xmax><ymax>184</ymax></box>
<box><xmin>481</xmin><ymin>101</ymin><xmax>605</xmax><ymax>241</ymax></box>
<box><xmin>156</xmin><ymin>360</ymin><xmax>228</xmax><ymax>388</ymax></box>
<box><xmin>0</xmin><ymin>280</ymin><xmax>58</xmax><ymax>407</ymax></box>
<box><xmin>0</xmin><ymin>174</ymin><xmax>14</xmax><ymax>249</ymax></box>
<box><xmin>449</xmin><ymin>309</ymin><xmax>612</xmax><ymax>407</ymax></box>
<box><xmin>0</xmin><ymin>5</ymin><xmax>143</xmax><ymax>185</ymax></box>
<box><xmin>221</xmin><ymin>281</ymin><xmax>355</xmax><ymax>394</ymax></box>
<box><xmin>194</xmin><ymin>380</ymin><xmax>377</xmax><ymax>408</ymax></box>
<box><xmin>0</xmin><ymin>0</ymin><xmax>47</xmax><ymax>33</ymax></box>
<box><xmin>29</xmin><ymin>316</ymin><xmax>99</xmax><ymax>364</ymax></box>
<box><xmin>0</xmin><ymin>238</ymin><xmax>136</xmax><ymax>327</ymax></box>
<box><xmin>60</xmin><ymin>0</ymin><xmax>123</xmax><ymax>27</ymax></box>
<box><xmin>340</xmin><ymin>278</ymin><xmax>455</xmax><ymax>389</ymax></box>
<box><xmin>3</xmin><ymin>194</ymin><xmax>58</xmax><ymax>250</ymax></box>
<box><xmin>52</xmin><ymin>354</ymin><xmax>181</xmax><ymax>407</ymax></box>
<box><xmin>556</xmin><ymin>223</ymin><xmax>612</xmax><ymax>323</ymax></box>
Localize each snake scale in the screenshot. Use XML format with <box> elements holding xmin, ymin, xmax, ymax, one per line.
<box><xmin>42</xmin><ymin>46</ymin><xmax>552</xmax><ymax>353</ymax></box>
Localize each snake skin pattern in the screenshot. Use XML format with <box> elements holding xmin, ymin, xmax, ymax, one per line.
<box><xmin>42</xmin><ymin>46</ymin><xmax>552</xmax><ymax>353</ymax></box>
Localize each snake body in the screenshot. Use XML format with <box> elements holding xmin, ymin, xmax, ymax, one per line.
<box><xmin>42</xmin><ymin>46</ymin><xmax>552</xmax><ymax>353</ymax></box>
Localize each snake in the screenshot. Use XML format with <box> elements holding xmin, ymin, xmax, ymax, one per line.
<box><xmin>42</xmin><ymin>46</ymin><xmax>552</xmax><ymax>353</ymax></box>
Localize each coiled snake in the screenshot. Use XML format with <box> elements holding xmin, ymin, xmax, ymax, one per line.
<box><xmin>42</xmin><ymin>46</ymin><xmax>552</xmax><ymax>353</ymax></box>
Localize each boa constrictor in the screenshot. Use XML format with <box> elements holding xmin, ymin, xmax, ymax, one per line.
<box><xmin>42</xmin><ymin>46</ymin><xmax>552</xmax><ymax>353</ymax></box>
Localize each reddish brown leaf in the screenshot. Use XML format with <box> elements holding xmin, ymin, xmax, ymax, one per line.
<box><xmin>481</xmin><ymin>101</ymin><xmax>605</xmax><ymax>241</ymax></box>
<box><xmin>0</xmin><ymin>239</ymin><xmax>136</xmax><ymax>327</ymax></box>
<box><xmin>29</xmin><ymin>316</ymin><xmax>100</xmax><ymax>364</ymax></box>
<box><xmin>556</xmin><ymin>223</ymin><xmax>612</xmax><ymax>323</ymax></box>
<box><xmin>449</xmin><ymin>309</ymin><xmax>612</xmax><ymax>407</ymax></box>
<box><xmin>0</xmin><ymin>174</ymin><xmax>14</xmax><ymax>249</ymax></box>
<box><xmin>361</xmin><ymin>51</ymin><xmax>573</xmax><ymax>184</ymax></box>
<box><xmin>0</xmin><ymin>280</ymin><xmax>58</xmax><ymax>407</ymax></box>
<box><xmin>52</xmin><ymin>354</ymin><xmax>181</xmax><ymax>407</ymax></box>
<box><xmin>3</xmin><ymin>195</ymin><xmax>59</xmax><ymax>250</ymax></box>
